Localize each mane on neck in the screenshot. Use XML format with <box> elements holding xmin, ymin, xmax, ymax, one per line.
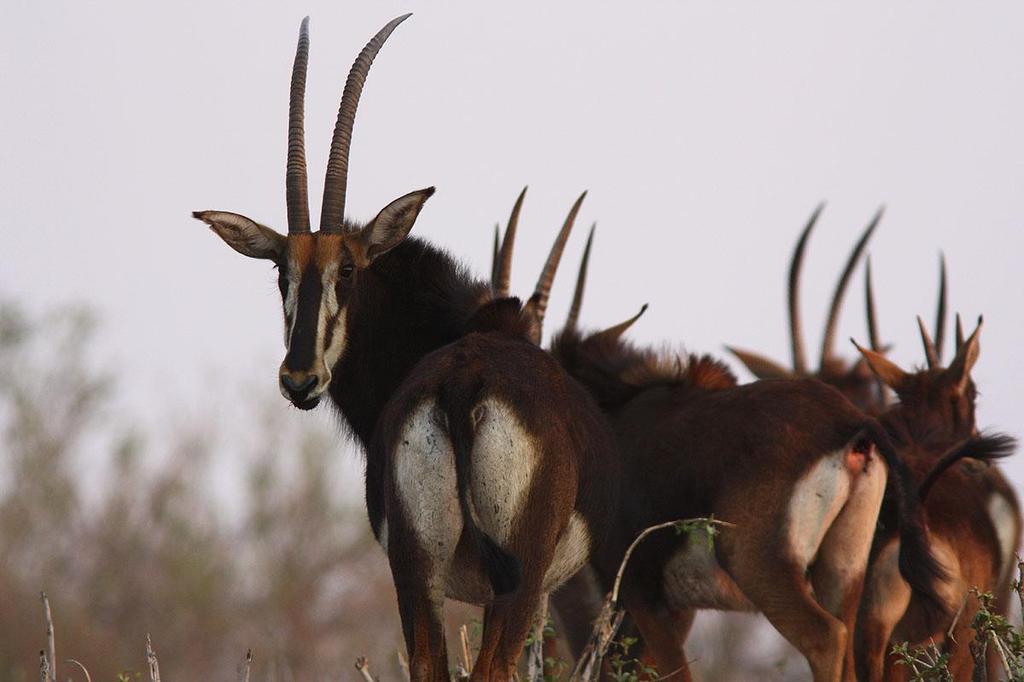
<box><xmin>551</xmin><ymin>329</ymin><xmax>737</xmax><ymax>409</ymax></box>
<box><xmin>328</xmin><ymin>236</ymin><xmax>490</xmax><ymax>447</ymax></box>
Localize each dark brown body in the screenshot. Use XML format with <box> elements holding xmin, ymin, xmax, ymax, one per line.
<box><xmin>371</xmin><ymin>302</ymin><xmax>619</xmax><ymax>681</ymax></box>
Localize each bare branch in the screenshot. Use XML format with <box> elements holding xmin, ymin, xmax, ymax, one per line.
<box><xmin>146</xmin><ymin>634</ymin><xmax>161</xmax><ymax>682</ymax></box>
<box><xmin>39</xmin><ymin>650</ymin><xmax>49</xmax><ymax>682</ymax></box>
<box><xmin>41</xmin><ymin>592</ymin><xmax>56</xmax><ymax>682</ymax></box>
<box><xmin>354</xmin><ymin>657</ymin><xmax>375</xmax><ymax>682</ymax></box>
<box><xmin>65</xmin><ymin>659</ymin><xmax>92</xmax><ymax>682</ymax></box>
<box><xmin>238</xmin><ymin>649</ymin><xmax>252</xmax><ymax>682</ymax></box>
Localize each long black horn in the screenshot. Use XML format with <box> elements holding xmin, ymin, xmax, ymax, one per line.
<box><xmin>819</xmin><ymin>206</ymin><xmax>883</xmax><ymax>370</ymax></box>
<box><xmin>525</xmin><ymin>191</ymin><xmax>586</xmax><ymax>330</ymax></box>
<box><xmin>788</xmin><ymin>203</ymin><xmax>824</xmax><ymax>375</ymax></box>
<box><xmin>934</xmin><ymin>254</ymin><xmax>948</xmax><ymax>360</ymax></box>
<box><xmin>565</xmin><ymin>223</ymin><xmax>595</xmax><ymax>332</ymax></box>
<box><xmin>917</xmin><ymin>315</ymin><xmax>940</xmax><ymax>369</ymax></box>
<box><xmin>495</xmin><ymin>187</ymin><xmax>527</xmax><ymax>298</ymax></box>
<box><xmin>865</xmin><ymin>257</ymin><xmax>882</xmax><ymax>352</ymax></box>
<box><xmin>320</xmin><ymin>14</ymin><xmax>411</xmax><ymax>232</ymax></box>
<box><xmin>491</xmin><ymin>223</ymin><xmax>500</xmax><ymax>290</ymax></box>
<box><xmin>286</xmin><ymin>18</ymin><xmax>311</xmax><ymax>234</ymax></box>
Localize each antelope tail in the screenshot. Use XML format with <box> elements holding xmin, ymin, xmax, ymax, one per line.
<box><xmin>439</xmin><ymin>383</ymin><xmax>522</xmax><ymax>596</ymax></box>
<box><xmin>918</xmin><ymin>433</ymin><xmax>1017</xmax><ymax>502</ymax></box>
<box><xmin>862</xmin><ymin>420</ymin><xmax>949</xmax><ymax>622</ymax></box>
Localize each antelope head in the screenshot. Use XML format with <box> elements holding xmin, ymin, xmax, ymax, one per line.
<box><xmin>852</xmin><ymin>314</ymin><xmax>984</xmax><ymax>445</ymax></box>
<box><xmin>193</xmin><ymin>16</ymin><xmax>433</xmax><ymax>410</ymax></box>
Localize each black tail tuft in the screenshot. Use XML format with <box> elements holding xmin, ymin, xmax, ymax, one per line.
<box><xmin>864</xmin><ymin>420</ymin><xmax>950</xmax><ymax>624</ymax></box>
<box><xmin>918</xmin><ymin>432</ymin><xmax>1017</xmax><ymax>502</ymax></box>
<box><xmin>478</xmin><ymin>532</ymin><xmax>523</xmax><ymax>596</ymax></box>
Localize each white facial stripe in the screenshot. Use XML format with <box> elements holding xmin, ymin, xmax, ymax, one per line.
<box><xmin>283</xmin><ymin>268</ymin><xmax>300</xmax><ymax>346</ymax></box>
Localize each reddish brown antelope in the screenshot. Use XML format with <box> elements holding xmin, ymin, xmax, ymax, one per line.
<box><xmin>369</xmin><ymin>193</ymin><xmax>619</xmax><ymax>681</ymax></box>
<box><xmin>727</xmin><ymin>205</ymin><xmax>887</xmax><ymax>413</ymax></box>
<box><xmin>550</xmin><ymin>235</ymin><xmax>947</xmax><ymax>682</ymax></box>
<box><xmin>852</xmin><ymin>312</ymin><xmax>1018</xmax><ymax>681</ymax></box>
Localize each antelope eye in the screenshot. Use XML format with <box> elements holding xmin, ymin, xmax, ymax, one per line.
<box><xmin>340</xmin><ymin>264</ymin><xmax>355</xmax><ymax>279</ymax></box>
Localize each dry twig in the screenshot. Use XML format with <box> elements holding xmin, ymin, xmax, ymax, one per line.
<box><xmin>38</xmin><ymin>650</ymin><xmax>49</xmax><ymax>682</ymax></box>
<box><xmin>355</xmin><ymin>656</ymin><xmax>375</xmax><ymax>681</ymax></box>
<box><xmin>66</xmin><ymin>659</ymin><xmax>92</xmax><ymax>682</ymax></box>
<box><xmin>146</xmin><ymin>634</ymin><xmax>161</xmax><ymax>682</ymax></box>
<box><xmin>238</xmin><ymin>649</ymin><xmax>252</xmax><ymax>682</ymax></box>
<box><xmin>41</xmin><ymin>591</ymin><xmax>56</xmax><ymax>682</ymax></box>
<box><xmin>459</xmin><ymin>623</ymin><xmax>473</xmax><ymax>673</ymax></box>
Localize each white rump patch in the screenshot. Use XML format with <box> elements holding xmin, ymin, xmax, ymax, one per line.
<box><xmin>393</xmin><ymin>400</ymin><xmax>461</xmax><ymax>574</ymax></box>
<box><xmin>786</xmin><ymin>449</ymin><xmax>851</xmax><ymax>569</ymax></box>
<box><xmin>989</xmin><ymin>492</ymin><xmax>1019</xmax><ymax>589</ymax></box>
<box><xmin>469</xmin><ymin>398</ymin><xmax>538</xmax><ymax>545</ymax></box>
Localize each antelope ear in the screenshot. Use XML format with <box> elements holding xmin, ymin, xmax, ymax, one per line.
<box><xmin>724</xmin><ymin>347</ymin><xmax>794</xmax><ymax>380</ymax></box>
<box><xmin>355</xmin><ymin>187</ymin><xmax>436</xmax><ymax>266</ymax></box>
<box><xmin>851</xmin><ymin>338</ymin><xmax>908</xmax><ymax>391</ymax></box>
<box><xmin>944</xmin><ymin>316</ymin><xmax>982</xmax><ymax>395</ymax></box>
<box><xmin>193</xmin><ymin>211</ymin><xmax>286</xmax><ymax>262</ymax></box>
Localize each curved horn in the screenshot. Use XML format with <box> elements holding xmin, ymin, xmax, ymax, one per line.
<box><xmin>788</xmin><ymin>203</ymin><xmax>824</xmax><ymax>375</ymax></box>
<box><xmin>864</xmin><ymin>257</ymin><xmax>882</xmax><ymax>352</ymax></box>
<box><xmin>819</xmin><ymin>206</ymin><xmax>883</xmax><ymax>370</ymax></box>
<box><xmin>594</xmin><ymin>304</ymin><xmax>648</xmax><ymax>344</ymax></box>
<box><xmin>286</xmin><ymin>17</ymin><xmax>312</xmax><ymax>234</ymax></box>
<box><xmin>724</xmin><ymin>347</ymin><xmax>794</xmax><ymax>380</ymax></box>
<box><xmin>565</xmin><ymin>223</ymin><xmax>595</xmax><ymax>332</ymax></box>
<box><xmin>319</xmin><ymin>14</ymin><xmax>412</xmax><ymax>233</ymax></box>
<box><xmin>495</xmin><ymin>187</ymin><xmax>527</xmax><ymax>298</ymax></box>
<box><xmin>526</xmin><ymin>191</ymin><xmax>586</xmax><ymax>328</ymax></box>
<box><xmin>491</xmin><ymin>223</ymin><xmax>500</xmax><ymax>289</ymax></box>
<box><xmin>934</xmin><ymin>253</ymin><xmax>948</xmax><ymax>360</ymax></box>
<box><xmin>917</xmin><ymin>315</ymin><xmax>940</xmax><ymax>369</ymax></box>
<box><xmin>955</xmin><ymin>313</ymin><xmax>965</xmax><ymax>352</ymax></box>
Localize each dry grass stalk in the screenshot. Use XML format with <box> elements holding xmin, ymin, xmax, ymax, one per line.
<box><xmin>355</xmin><ymin>656</ymin><xmax>375</xmax><ymax>681</ymax></box>
<box><xmin>38</xmin><ymin>650</ymin><xmax>49</xmax><ymax>682</ymax></box>
<box><xmin>41</xmin><ymin>591</ymin><xmax>56</xmax><ymax>682</ymax></box>
<box><xmin>66</xmin><ymin>659</ymin><xmax>93</xmax><ymax>682</ymax></box>
<box><xmin>526</xmin><ymin>599</ymin><xmax>548</xmax><ymax>681</ymax></box>
<box><xmin>145</xmin><ymin>634</ymin><xmax>161</xmax><ymax>682</ymax></box>
<box><xmin>396</xmin><ymin>649</ymin><xmax>410</xmax><ymax>680</ymax></box>
<box><xmin>459</xmin><ymin>623</ymin><xmax>473</xmax><ymax>673</ymax></box>
<box><xmin>238</xmin><ymin>648</ymin><xmax>252</xmax><ymax>682</ymax></box>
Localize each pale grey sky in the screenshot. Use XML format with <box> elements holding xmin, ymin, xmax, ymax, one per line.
<box><xmin>2</xmin><ymin>2</ymin><xmax>1022</xmax><ymax>491</ymax></box>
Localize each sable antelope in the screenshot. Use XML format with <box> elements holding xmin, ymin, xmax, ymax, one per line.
<box><xmin>192</xmin><ymin>15</ymin><xmax>497</xmax><ymax>448</ymax></box>
<box><xmin>852</xmin><ymin>309</ymin><xmax>1019</xmax><ymax>681</ymax></box>
<box><xmin>550</xmin><ymin>235</ymin><xmax>947</xmax><ymax>682</ymax></box>
<box><xmin>370</xmin><ymin>193</ymin><xmax>619</xmax><ymax>681</ymax></box>
<box><xmin>727</xmin><ymin>205</ymin><xmax>886</xmax><ymax>413</ymax></box>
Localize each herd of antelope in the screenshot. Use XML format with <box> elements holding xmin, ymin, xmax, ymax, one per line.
<box><xmin>192</xmin><ymin>15</ymin><xmax>1019</xmax><ymax>682</ymax></box>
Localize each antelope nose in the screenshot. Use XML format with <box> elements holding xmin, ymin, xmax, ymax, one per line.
<box><xmin>281</xmin><ymin>373</ymin><xmax>317</xmax><ymax>396</ymax></box>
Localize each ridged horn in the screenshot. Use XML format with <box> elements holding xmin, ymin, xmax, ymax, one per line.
<box><xmin>934</xmin><ymin>254</ymin><xmax>948</xmax><ymax>360</ymax></box>
<box><xmin>491</xmin><ymin>223</ymin><xmax>500</xmax><ymax>289</ymax></box>
<box><xmin>917</xmin><ymin>315</ymin><xmax>940</xmax><ymax>369</ymax></box>
<box><xmin>865</xmin><ymin>257</ymin><xmax>882</xmax><ymax>352</ymax></box>
<box><xmin>526</xmin><ymin>191</ymin><xmax>586</xmax><ymax>328</ymax></box>
<box><xmin>594</xmin><ymin>304</ymin><xmax>648</xmax><ymax>344</ymax></box>
<box><xmin>565</xmin><ymin>223</ymin><xmax>595</xmax><ymax>332</ymax></box>
<box><xmin>495</xmin><ymin>187</ymin><xmax>527</xmax><ymax>298</ymax></box>
<box><xmin>286</xmin><ymin>17</ymin><xmax>311</xmax><ymax>234</ymax></box>
<box><xmin>319</xmin><ymin>14</ymin><xmax>411</xmax><ymax>233</ymax></box>
<box><xmin>819</xmin><ymin>206</ymin><xmax>883</xmax><ymax>370</ymax></box>
<box><xmin>788</xmin><ymin>203</ymin><xmax>824</xmax><ymax>375</ymax></box>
